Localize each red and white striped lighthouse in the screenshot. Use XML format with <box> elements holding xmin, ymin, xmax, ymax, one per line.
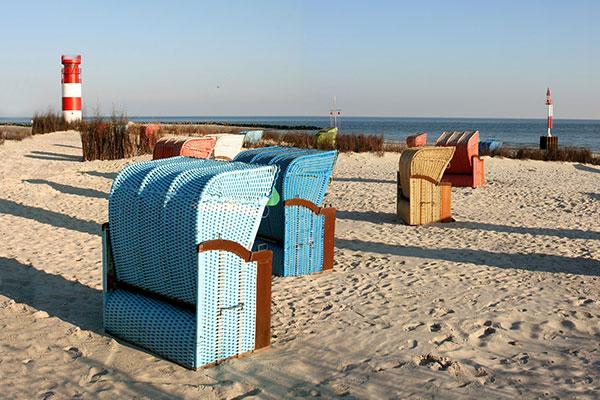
<box><xmin>61</xmin><ymin>55</ymin><xmax>82</xmax><ymax>123</ymax></box>
<box><xmin>545</xmin><ymin>87</ymin><xmax>553</xmax><ymax>137</ymax></box>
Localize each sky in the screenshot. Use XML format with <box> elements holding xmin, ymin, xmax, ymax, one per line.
<box><xmin>0</xmin><ymin>1</ymin><xmax>598</xmax><ymax>119</ymax></box>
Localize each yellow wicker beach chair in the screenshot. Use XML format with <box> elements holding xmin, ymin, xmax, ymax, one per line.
<box><xmin>397</xmin><ymin>147</ymin><xmax>455</xmax><ymax>225</ymax></box>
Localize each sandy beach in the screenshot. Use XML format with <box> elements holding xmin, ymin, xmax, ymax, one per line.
<box><xmin>0</xmin><ymin>130</ymin><xmax>599</xmax><ymax>399</ymax></box>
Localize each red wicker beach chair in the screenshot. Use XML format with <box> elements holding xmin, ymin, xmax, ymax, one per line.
<box><xmin>435</xmin><ymin>130</ymin><xmax>485</xmax><ymax>188</ymax></box>
<box><xmin>406</xmin><ymin>132</ymin><xmax>427</xmax><ymax>147</ymax></box>
<box><xmin>152</xmin><ymin>136</ymin><xmax>217</xmax><ymax>160</ymax></box>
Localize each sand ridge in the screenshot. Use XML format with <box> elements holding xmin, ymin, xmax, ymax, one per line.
<box><xmin>0</xmin><ymin>131</ymin><xmax>599</xmax><ymax>399</ymax></box>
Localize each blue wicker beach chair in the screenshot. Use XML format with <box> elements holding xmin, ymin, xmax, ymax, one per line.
<box><xmin>102</xmin><ymin>157</ymin><xmax>277</xmax><ymax>369</ymax></box>
<box><xmin>241</xmin><ymin>130</ymin><xmax>264</xmax><ymax>146</ymax></box>
<box><xmin>234</xmin><ymin>147</ymin><xmax>337</xmax><ymax>276</ymax></box>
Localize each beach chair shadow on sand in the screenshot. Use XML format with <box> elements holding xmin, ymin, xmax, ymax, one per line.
<box><xmin>102</xmin><ymin>157</ymin><xmax>277</xmax><ymax>369</ymax></box>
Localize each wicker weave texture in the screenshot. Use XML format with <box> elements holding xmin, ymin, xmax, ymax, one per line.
<box><xmin>240</xmin><ymin>130</ymin><xmax>264</xmax><ymax>145</ymax></box>
<box><xmin>435</xmin><ymin>130</ymin><xmax>479</xmax><ymax>174</ymax></box>
<box><xmin>196</xmin><ymin>251</ymin><xmax>257</xmax><ymax>365</ymax></box>
<box><xmin>109</xmin><ymin>158</ymin><xmax>276</xmax><ymax>304</ymax></box>
<box><xmin>234</xmin><ymin>147</ymin><xmax>336</xmax><ymax>276</ymax></box>
<box><xmin>104</xmin><ymin>289</ymin><xmax>197</xmax><ymax>367</ymax></box>
<box><xmin>397</xmin><ymin>147</ymin><xmax>455</xmax><ymax>225</ymax></box>
<box><xmin>398</xmin><ymin>147</ymin><xmax>455</xmax><ymax>199</ymax></box>
<box><xmin>106</xmin><ymin>158</ymin><xmax>277</xmax><ymax>368</ymax></box>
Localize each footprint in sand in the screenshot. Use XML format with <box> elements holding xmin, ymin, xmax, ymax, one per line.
<box><xmin>431</xmin><ymin>334</ymin><xmax>454</xmax><ymax>346</ymax></box>
<box><xmin>63</xmin><ymin>346</ymin><xmax>83</xmax><ymax>360</ymax></box>
<box><xmin>415</xmin><ymin>354</ymin><xmax>454</xmax><ymax>371</ymax></box>
<box><xmin>577</xmin><ymin>297</ymin><xmax>594</xmax><ymax>306</ymax></box>
<box><xmin>399</xmin><ymin>339</ymin><xmax>418</xmax><ymax>350</ymax></box>
<box><xmin>478</xmin><ymin>326</ymin><xmax>496</xmax><ymax>339</ymax></box>
<box><xmin>87</xmin><ymin>368</ymin><xmax>109</xmax><ymax>383</ymax></box>
<box><xmin>403</xmin><ymin>321</ymin><xmax>423</xmax><ymax>331</ymax></box>
<box><xmin>430</xmin><ymin>323</ymin><xmax>442</xmax><ymax>332</ymax></box>
<box><xmin>500</xmin><ymin>352</ymin><xmax>529</xmax><ymax>366</ymax></box>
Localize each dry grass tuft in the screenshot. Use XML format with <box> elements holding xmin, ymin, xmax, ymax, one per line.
<box><xmin>488</xmin><ymin>146</ymin><xmax>599</xmax><ymax>165</ymax></box>
<box><xmin>80</xmin><ymin>114</ymin><xmax>141</xmax><ymax>161</ymax></box>
<box><xmin>32</xmin><ymin>110</ymin><xmax>78</xmax><ymax>135</ymax></box>
<box><xmin>0</xmin><ymin>126</ymin><xmax>33</xmax><ymax>142</ymax></box>
<box><xmin>337</xmin><ymin>133</ymin><xmax>384</xmax><ymax>154</ymax></box>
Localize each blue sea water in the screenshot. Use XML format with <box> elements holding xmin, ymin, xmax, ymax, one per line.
<box><xmin>2</xmin><ymin>116</ymin><xmax>599</xmax><ymax>150</ymax></box>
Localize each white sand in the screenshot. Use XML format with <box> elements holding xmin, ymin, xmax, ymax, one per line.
<box><xmin>0</xmin><ymin>131</ymin><xmax>599</xmax><ymax>399</ymax></box>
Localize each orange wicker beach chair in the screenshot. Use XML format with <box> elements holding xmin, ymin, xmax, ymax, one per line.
<box><xmin>152</xmin><ymin>136</ymin><xmax>217</xmax><ymax>160</ymax></box>
<box><xmin>397</xmin><ymin>146</ymin><xmax>455</xmax><ymax>225</ymax></box>
<box><xmin>406</xmin><ymin>132</ymin><xmax>427</xmax><ymax>147</ymax></box>
<box><xmin>435</xmin><ymin>130</ymin><xmax>485</xmax><ymax>188</ymax></box>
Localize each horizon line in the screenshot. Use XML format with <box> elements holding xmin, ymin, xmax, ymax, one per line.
<box><xmin>2</xmin><ymin>115</ymin><xmax>599</xmax><ymax>121</ymax></box>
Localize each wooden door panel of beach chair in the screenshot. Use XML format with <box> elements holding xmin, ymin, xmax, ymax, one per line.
<box><xmin>103</xmin><ymin>159</ymin><xmax>277</xmax><ymax>369</ymax></box>
<box><xmin>234</xmin><ymin>147</ymin><xmax>337</xmax><ymax>276</ymax></box>
<box><xmin>397</xmin><ymin>147</ymin><xmax>455</xmax><ymax>225</ymax></box>
<box><xmin>435</xmin><ymin>130</ymin><xmax>485</xmax><ymax>188</ymax></box>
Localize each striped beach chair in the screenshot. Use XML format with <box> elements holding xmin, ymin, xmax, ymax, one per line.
<box><xmin>234</xmin><ymin>147</ymin><xmax>337</xmax><ymax>276</ymax></box>
<box><xmin>102</xmin><ymin>157</ymin><xmax>277</xmax><ymax>368</ymax></box>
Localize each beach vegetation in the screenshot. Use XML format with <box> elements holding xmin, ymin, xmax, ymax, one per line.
<box><xmin>32</xmin><ymin>110</ymin><xmax>79</xmax><ymax>135</ymax></box>
<box><xmin>487</xmin><ymin>146</ymin><xmax>599</xmax><ymax>165</ymax></box>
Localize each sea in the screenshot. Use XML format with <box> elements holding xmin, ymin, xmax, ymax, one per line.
<box><xmin>2</xmin><ymin>116</ymin><xmax>599</xmax><ymax>151</ymax></box>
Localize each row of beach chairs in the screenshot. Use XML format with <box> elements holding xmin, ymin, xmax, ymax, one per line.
<box><xmin>398</xmin><ymin>130</ymin><xmax>489</xmax><ymax>225</ymax></box>
<box><xmin>102</xmin><ymin>129</ymin><xmax>486</xmax><ymax>368</ymax></box>
<box><xmin>102</xmin><ymin>146</ymin><xmax>336</xmax><ymax>368</ymax></box>
<box><xmin>147</xmin><ymin>128</ymin><xmax>265</xmax><ymax>161</ymax></box>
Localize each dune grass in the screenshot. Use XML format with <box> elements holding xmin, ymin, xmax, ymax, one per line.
<box><xmin>0</xmin><ymin>126</ymin><xmax>33</xmax><ymax>143</ymax></box>
<box><xmin>487</xmin><ymin>146</ymin><xmax>599</xmax><ymax>165</ymax></box>
<box><xmin>32</xmin><ymin>111</ymin><xmax>78</xmax><ymax>135</ymax></box>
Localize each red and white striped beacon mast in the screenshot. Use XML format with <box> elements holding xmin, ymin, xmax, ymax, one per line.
<box><xmin>61</xmin><ymin>55</ymin><xmax>82</xmax><ymax>123</ymax></box>
<box><xmin>545</xmin><ymin>87</ymin><xmax>553</xmax><ymax>137</ymax></box>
